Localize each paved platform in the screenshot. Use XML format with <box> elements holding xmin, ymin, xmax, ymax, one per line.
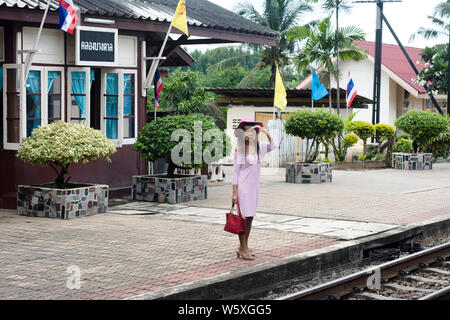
<box><xmin>1</xmin><ymin>164</ymin><xmax>449</xmax><ymax>300</ymax></box>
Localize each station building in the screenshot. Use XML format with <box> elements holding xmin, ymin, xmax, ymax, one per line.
<box><xmin>0</xmin><ymin>0</ymin><xmax>277</xmax><ymax>208</ymax></box>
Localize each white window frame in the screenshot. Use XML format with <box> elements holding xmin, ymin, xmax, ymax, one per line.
<box><xmin>24</xmin><ymin>66</ymin><xmax>45</xmax><ymax>137</ymax></box>
<box><xmin>45</xmin><ymin>67</ymin><xmax>65</xmax><ymax>124</ymax></box>
<box><xmin>67</xmin><ymin>67</ymin><xmax>91</xmax><ymax>126</ymax></box>
<box><xmin>101</xmin><ymin>69</ymin><xmax>138</xmax><ymax>147</ymax></box>
<box><xmin>2</xmin><ymin>65</ymin><xmax>65</xmax><ymax>150</ymax></box>
<box><xmin>0</xmin><ymin>27</ymin><xmax>5</xmax><ymax>62</ymax></box>
<box><xmin>3</xmin><ymin>64</ymin><xmax>25</xmax><ymax>150</ymax></box>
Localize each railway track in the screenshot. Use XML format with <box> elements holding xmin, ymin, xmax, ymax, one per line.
<box><xmin>278</xmin><ymin>242</ymin><xmax>450</xmax><ymax>300</ymax></box>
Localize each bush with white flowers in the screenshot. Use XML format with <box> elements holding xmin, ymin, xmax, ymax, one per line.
<box><xmin>18</xmin><ymin>121</ymin><xmax>117</xmax><ymax>189</ymax></box>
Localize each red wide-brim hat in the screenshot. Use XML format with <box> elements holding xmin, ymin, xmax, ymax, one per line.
<box><xmin>234</xmin><ymin>118</ymin><xmax>264</xmax><ymax>137</ymax></box>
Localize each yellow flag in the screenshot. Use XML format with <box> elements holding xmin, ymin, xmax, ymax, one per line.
<box><xmin>170</xmin><ymin>0</ymin><xmax>189</xmax><ymax>36</ymax></box>
<box><xmin>274</xmin><ymin>66</ymin><xmax>287</xmax><ymax>110</ymax></box>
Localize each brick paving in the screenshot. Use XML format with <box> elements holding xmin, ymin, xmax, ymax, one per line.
<box><xmin>0</xmin><ymin>211</ymin><xmax>338</xmax><ymax>300</ymax></box>
<box><xmin>1</xmin><ymin>163</ymin><xmax>449</xmax><ymax>300</ymax></box>
<box><xmin>191</xmin><ymin>164</ymin><xmax>450</xmax><ymax>225</ymax></box>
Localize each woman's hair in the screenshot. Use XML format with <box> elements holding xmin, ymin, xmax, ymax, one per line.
<box><xmin>235</xmin><ymin>128</ymin><xmax>260</xmax><ymax>163</ymax></box>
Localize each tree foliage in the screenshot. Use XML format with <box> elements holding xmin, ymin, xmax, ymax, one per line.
<box><xmin>329</xmin><ymin>112</ymin><xmax>358</xmax><ymax>162</ymax></box>
<box><xmin>285</xmin><ymin>109</ymin><xmax>344</xmax><ymax>162</ymax></box>
<box><xmin>415</xmin><ymin>45</ymin><xmax>449</xmax><ymax>95</ymax></box>
<box><xmin>158</xmin><ymin>70</ymin><xmax>211</xmax><ymax>114</ymax></box>
<box><xmin>133</xmin><ymin>114</ymin><xmax>231</xmax><ymax>176</ymax></box>
<box><xmin>17</xmin><ymin>121</ymin><xmax>116</xmax><ymax>189</ymax></box>
<box><xmin>392</xmin><ymin>138</ymin><xmax>414</xmax><ymax>154</ymax></box>
<box><xmin>287</xmin><ymin>16</ymin><xmax>367</xmax><ymax>110</ymax></box>
<box><xmin>236</xmin><ymin>0</ymin><xmax>315</xmax><ymax>86</ymax></box>
<box><xmin>394</xmin><ymin>110</ymin><xmax>448</xmax><ymax>152</ymax></box>
<box><xmin>346</xmin><ymin>120</ymin><xmax>375</xmax><ymax>146</ymax></box>
<box><xmin>374</xmin><ymin>123</ymin><xmax>395</xmax><ymax>144</ymax></box>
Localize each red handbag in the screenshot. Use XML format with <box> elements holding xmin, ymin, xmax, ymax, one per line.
<box><xmin>224</xmin><ymin>201</ymin><xmax>246</xmax><ymax>235</ymax></box>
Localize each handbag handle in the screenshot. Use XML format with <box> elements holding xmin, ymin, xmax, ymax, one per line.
<box><xmin>231</xmin><ymin>200</ymin><xmax>244</xmax><ymax>219</ymax></box>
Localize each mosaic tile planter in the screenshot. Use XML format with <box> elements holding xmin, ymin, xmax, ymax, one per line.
<box><xmin>286</xmin><ymin>162</ymin><xmax>332</xmax><ymax>184</ymax></box>
<box><xmin>132</xmin><ymin>174</ymin><xmax>207</xmax><ymax>204</ymax></box>
<box><xmin>17</xmin><ymin>184</ymin><xmax>108</xmax><ymax>219</ymax></box>
<box><xmin>392</xmin><ymin>153</ymin><xmax>433</xmax><ymax>170</ymax></box>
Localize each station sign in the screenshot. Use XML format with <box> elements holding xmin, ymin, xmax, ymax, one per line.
<box><xmin>75</xmin><ymin>26</ymin><xmax>118</xmax><ymax>66</ymax></box>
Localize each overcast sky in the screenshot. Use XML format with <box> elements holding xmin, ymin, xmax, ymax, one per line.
<box><xmin>197</xmin><ymin>0</ymin><xmax>447</xmax><ymax>51</ymax></box>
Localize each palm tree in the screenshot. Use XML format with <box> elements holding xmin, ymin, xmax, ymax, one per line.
<box><xmin>322</xmin><ymin>0</ymin><xmax>353</xmax><ymax>115</ymax></box>
<box><xmin>410</xmin><ymin>0</ymin><xmax>449</xmax><ymax>44</ymax></box>
<box><xmin>288</xmin><ymin>16</ymin><xmax>367</xmax><ymax>111</ymax></box>
<box><xmin>236</xmin><ymin>0</ymin><xmax>316</xmax><ymax>87</ymax></box>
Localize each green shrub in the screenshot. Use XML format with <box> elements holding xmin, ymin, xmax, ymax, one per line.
<box><xmin>285</xmin><ymin>109</ymin><xmax>344</xmax><ymax>163</ymax></box>
<box><xmin>17</xmin><ymin>121</ymin><xmax>117</xmax><ymax>189</ymax></box>
<box><xmin>133</xmin><ymin>114</ymin><xmax>231</xmax><ymax>176</ymax></box>
<box><xmin>392</xmin><ymin>138</ymin><xmax>414</xmax><ymax>153</ymax></box>
<box><xmin>343</xmin><ymin>133</ymin><xmax>359</xmax><ymax>147</ymax></box>
<box><xmin>374</xmin><ymin>123</ymin><xmax>395</xmax><ymax>143</ymax></box>
<box><xmin>365</xmin><ymin>150</ymin><xmax>376</xmax><ymax>160</ymax></box>
<box><xmin>330</xmin><ymin>112</ymin><xmax>360</xmax><ymax>162</ymax></box>
<box><xmin>358</xmin><ymin>153</ymin><xmax>366</xmax><ymax>161</ymax></box>
<box><xmin>346</xmin><ymin>121</ymin><xmax>375</xmax><ymax>146</ymax></box>
<box><xmin>394</xmin><ymin>110</ymin><xmax>448</xmax><ymax>152</ymax></box>
<box><xmin>157</xmin><ymin>70</ymin><xmax>211</xmax><ymax>114</ymax></box>
<box><xmin>396</xmin><ymin>132</ymin><xmax>411</xmax><ymax>141</ymax></box>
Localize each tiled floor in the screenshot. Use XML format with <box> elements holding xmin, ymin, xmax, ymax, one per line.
<box><xmin>0</xmin><ymin>211</ymin><xmax>338</xmax><ymax>300</ymax></box>
<box><xmin>109</xmin><ymin>203</ymin><xmax>398</xmax><ymax>240</ymax></box>
<box><xmin>1</xmin><ymin>164</ymin><xmax>450</xmax><ymax>300</ymax></box>
<box><xmin>189</xmin><ymin>164</ymin><xmax>450</xmax><ymax>225</ymax></box>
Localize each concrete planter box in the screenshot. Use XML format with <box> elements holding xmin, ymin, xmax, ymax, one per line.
<box><xmin>132</xmin><ymin>174</ymin><xmax>207</xmax><ymax>204</ymax></box>
<box><xmin>392</xmin><ymin>153</ymin><xmax>433</xmax><ymax>170</ymax></box>
<box><xmin>17</xmin><ymin>184</ymin><xmax>108</xmax><ymax>219</ymax></box>
<box><xmin>333</xmin><ymin>160</ymin><xmax>387</xmax><ymax>171</ymax></box>
<box><xmin>286</xmin><ymin>162</ymin><xmax>332</xmax><ymax>184</ymax></box>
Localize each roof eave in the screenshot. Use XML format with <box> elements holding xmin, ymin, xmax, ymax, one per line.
<box><xmin>0</xmin><ymin>7</ymin><xmax>278</xmax><ymax>46</ymax></box>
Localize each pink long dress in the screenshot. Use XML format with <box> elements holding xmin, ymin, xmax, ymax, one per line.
<box><xmin>232</xmin><ymin>140</ymin><xmax>278</xmax><ymax>218</ymax></box>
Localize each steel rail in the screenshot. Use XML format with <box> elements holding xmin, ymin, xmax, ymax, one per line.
<box><xmin>419</xmin><ymin>286</ymin><xmax>450</xmax><ymax>301</ymax></box>
<box><xmin>278</xmin><ymin>242</ymin><xmax>450</xmax><ymax>300</ymax></box>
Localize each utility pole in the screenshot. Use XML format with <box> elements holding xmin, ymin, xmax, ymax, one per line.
<box><xmin>354</xmin><ymin>0</ymin><xmax>401</xmax><ymax>124</ymax></box>
<box><xmin>447</xmin><ymin>33</ymin><xmax>450</xmax><ymax>115</ymax></box>
<box><xmin>336</xmin><ymin>1</ymin><xmax>340</xmax><ymax>115</ymax></box>
<box><xmin>380</xmin><ymin>10</ymin><xmax>444</xmax><ymax>115</ymax></box>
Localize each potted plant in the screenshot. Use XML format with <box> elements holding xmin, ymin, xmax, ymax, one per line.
<box><xmin>132</xmin><ymin>114</ymin><xmax>230</xmax><ymax>203</ymax></box>
<box><xmin>393</xmin><ymin>110</ymin><xmax>448</xmax><ymax>170</ymax></box>
<box><xmin>285</xmin><ymin>109</ymin><xmax>344</xmax><ymax>183</ymax></box>
<box><xmin>16</xmin><ymin>121</ymin><xmax>117</xmax><ymax>219</ymax></box>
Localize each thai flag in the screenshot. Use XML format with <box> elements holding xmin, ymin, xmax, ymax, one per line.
<box><xmin>346</xmin><ymin>72</ymin><xmax>357</xmax><ymax>108</ymax></box>
<box><xmin>154</xmin><ymin>69</ymin><xmax>164</xmax><ymax>110</ymax></box>
<box><xmin>57</xmin><ymin>0</ymin><xmax>79</xmax><ymax>35</ymax></box>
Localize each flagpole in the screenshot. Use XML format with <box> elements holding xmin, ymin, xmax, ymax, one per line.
<box><xmin>144</xmin><ymin>25</ymin><xmax>173</xmax><ymax>89</ymax></box>
<box><xmin>24</xmin><ymin>0</ymin><xmax>52</xmax><ymax>80</ymax></box>
<box><xmin>311</xmin><ymin>68</ymin><xmax>314</xmax><ymax>111</ymax></box>
<box><xmin>346</xmin><ymin>73</ymin><xmax>349</xmax><ymax>119</ymax></box>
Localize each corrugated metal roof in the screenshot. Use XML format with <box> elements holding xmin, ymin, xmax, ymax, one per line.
<box><xmin>0</xmin><ymin>0</ymin><xmax>277</xmax><ymax>37</ymax></box>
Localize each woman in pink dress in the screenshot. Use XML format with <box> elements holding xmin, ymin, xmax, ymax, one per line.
<box><xmin>232</xmin><ymin>118</ymin><xmax>278</xmax><ymax>260</ymax></box>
